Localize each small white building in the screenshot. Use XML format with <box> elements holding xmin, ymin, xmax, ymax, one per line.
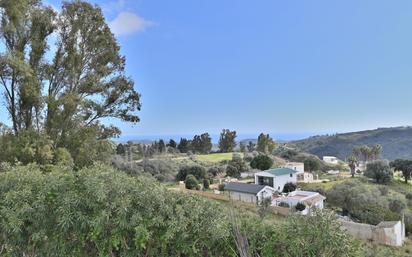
<box><xmin>255</xmin><ymin>168</ymin><xmax>299</xmax><ymax>192</ymax></box>
<box><xmin>283</xmin><ymin>162</ymin><xmax>313</xmax><ymax>183</ymax></box>
<box><xmin>273</xmin><ymin>190</ymin><xmax>326</xmax><ymax>215</ymax></box>
<box><xmin>326</xmin><ymin>170</ymin><xmax>340</xmax><ymax>175</ymax></box>
<box><xmin>283</xmin><ymin>162</ymin><xmax>305</xmax><ymax>174</ymax></box>
<box><xmin>224</xmin><ymin>182</ymin><xmax>275</xmax><ymax>204</ymax></box>
<box><xmin>323</xmin><ymin>156</ymin><xmax>339</xmax><ymax>165</ymax></box>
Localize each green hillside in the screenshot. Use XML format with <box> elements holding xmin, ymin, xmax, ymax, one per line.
<box><xmin>290</xmin><ymin>126</ymin><xmax>412</xmax><ymax>160</ymax></box>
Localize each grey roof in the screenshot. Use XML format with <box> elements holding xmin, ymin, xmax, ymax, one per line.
<box><xmin>224</xmin><ymin>182</ymin><xmax>267</xmax><ymax>194</ymax></box>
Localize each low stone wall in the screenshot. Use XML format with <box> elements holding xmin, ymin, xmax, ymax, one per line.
<box><xmin>340</xmin><ymin>219</ymin><xmax>405</xmax><ymax>247</ymax></box>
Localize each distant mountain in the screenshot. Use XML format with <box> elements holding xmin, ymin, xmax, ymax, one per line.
<box><xmin>289</xmin><ymin>126</ymin><xmax>412</xmax><ymax>161</ymax></box>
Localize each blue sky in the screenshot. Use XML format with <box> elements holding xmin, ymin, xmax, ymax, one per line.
<box><xmin>9</xmin><ymin>0</ymin><xmax>412</xmax><ymax>139</ymax></box>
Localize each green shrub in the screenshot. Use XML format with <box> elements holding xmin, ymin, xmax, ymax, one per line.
<box><xmin>364</xmin><ymin>160</ymin><xmax>393</xmax><ymax>184</ymax></box>
<box><xmin>218</xmin><ymin>183</ymin><xmax>225</xmax><ymax>191</ymax></box>
<box><xmin>185</xmin><ymin>174</ymin><xmax>199</xmax><ymax>189</ymax></box>
<box><xmin>258</xmin><ymin>197</ymin><xmax>272</xmax><ymax>218</ymax></box>
<box><xmin>226</xmin><ymin>165</ymin><xmax>240</xmax><ymax>178</ymax></box>
<box><xmin>378</xmin><ymin>186</ymin><xmax>388</xmax><ymax>196</ymax></box>
<box><xmin>260</xmin><ymin>211</ymin><xmax>361</xmax><ymax>257</ymax></box>
<box><xmin>203</xmin><ymin>178</ymin><xmax>210</xmax><ymax>189</ymax></box>
<box><xmin>0</xmin><ymin>164</ymin><xmax>230</xmax><ymax>257</ymax></box>
<box><xmin>388</xmin><ymin>199</ymin><xmax>406</xmax><ymax>213</ymax></box>
<box><xmin>177</xmin><ymin>165</ymin><xmax>207</xmax><ymax>181</ymax></box>
<box><xmin>282</xmin><ymin>182</ymin><xmax>297</xmax><ymax>193</ymax></box>
<box><xmin>406</xmin><ymin>193</ymin><xmax>412</xmax><ymax>200</ymax></box>
<box><xmin>250</xmin><ymin>155</ymin><xmax>273</xmax><ymax>171</ymax></box>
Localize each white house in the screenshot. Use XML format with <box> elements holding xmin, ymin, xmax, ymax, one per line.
<box><xmin>283</xmin><ymin>162</ymin><xmax>304</xmax><ymax>174</ymax></box>
<box><xmin>254</xmin><ymin>168</ymin><xmax>299</xmax><ymax>192</ymax></box>
<box><xmin>323</xmin><ymin>156</ymin><xmax>339</xmax><ymax>165</ymax></box>
<box><xmin>283</xmin><ymin>162</ymin><xmax>313</xmax><ymax>183</ymax></box>
<box><xmin>224</xmin><ymin>182</ymin><xmax>275</xmax><ymax>204</ymax></box>
<box><xmin>272</xmin><ymin>190</ymin><xmax>326</xmax><ymax>215</ymax></box>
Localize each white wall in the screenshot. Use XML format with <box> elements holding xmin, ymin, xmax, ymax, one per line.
<box><xmin>257</xmin><ymin>187</ymin><xmax>275</xmax><ymax>202</ymax></box>
<box><xmin>228</xmin><ymin>191</ymin><xmax>257</xmax><ymax>203</ymax></box>
<box><xmin>274</xmin><ymin>173</ymin><xmax>297</xmax><ymax>192</ymax></box>
<box><xmin>284</xmin><ymin>163</ymin><xmax>304</xmax><ymax>174</ymax></box>
<box><xmin>228</xmin><ymin>187</ymin><xmax>275</xmax><ymax>204</ymax></box>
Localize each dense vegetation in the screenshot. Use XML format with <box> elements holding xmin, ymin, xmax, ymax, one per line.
<box><xmin>0</xmin><ymin>165</ymin><xmax>361</xmax><ymax>257</ymax></box>
<box><xmin>302</xmin><ymin>178</ymin><xmax>412</xmax><ymax>236</ymax></box>
<box><xmin>291</xmin><ymin>126</ymin><xmax>412</xmax><ymax>160</ymax></box>
<box><xmin>0</xmin><ymin>165</ymin><xmax>231</xmax><ymax>256</ymax></box>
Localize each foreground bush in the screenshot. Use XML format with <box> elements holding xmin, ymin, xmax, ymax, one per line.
<box><xmin>0</xmin><ymin>164</ymin><xmax>362</xmax><ymax>257</ymax></box>
<box><xmin>239</xmin><ymin>211</ymin><xmax>361</xmax><ymax>257</ymax></box>
<box><xmin>0</xmin><ymin>165</ymin><xmax>230</xmax><ymax>257</ymax></box>
<box><xmin>260</xmin><ymin>211</ymin><xmax>360</xmax><ymax>257</ymax></box>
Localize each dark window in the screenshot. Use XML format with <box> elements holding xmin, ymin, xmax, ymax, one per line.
<box><xmin>257</xmin><ymin>176</ymin><xmax>273</xmax><ymax>187</ymax></box>
<box><xmin>290</xmin><ymin>173</ymin><xmax>293</xmax><ymax>177</ymax></box>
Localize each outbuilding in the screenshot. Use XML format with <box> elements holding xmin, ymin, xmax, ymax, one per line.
<box><xmin>224</xmin><ymin>182</ymin><xmax>275</xmax><ymax>204</ymax></box>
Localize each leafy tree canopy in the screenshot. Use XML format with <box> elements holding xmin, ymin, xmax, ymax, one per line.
<box><xmin>390</xmin><ymin>159</ymin><xmax>412</xmax><ymax>184</ymax></box>
<box><xmin>364</xmin><ymin>160</ymin><xmax>393</xmax><ymax>184</ymax></box>
<box><xmin>0</xmin><ymin>0</ymin><xmax>141</xmax><ymax>167</ymax></box>
<box><xmin>250</xmin><ymin>155</ymin><xmax>273</xmax><ymax>171</ymax></box>
<box><xmin>256</xmin><ymin>133</ymin><xmax>276</xmax><ymax>154</ymax></box>
<box><xmin>218</xmin><ymin>129</ymin><xmax>237</xmax><ymax>153</ymax></box>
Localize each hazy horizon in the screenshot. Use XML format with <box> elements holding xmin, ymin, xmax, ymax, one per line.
<box><xmin>116</xmin><ymin>125</ymin><xmax>412</xmax><ymax>143</ymax></box>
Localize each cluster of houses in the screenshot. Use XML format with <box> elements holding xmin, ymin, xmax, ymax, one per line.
<box><xmin>224</xmin><ymin>162</ymin><xmax>325</xmax><ymax>214</ymax></box>
<box><xmin>223</xmin><ymin>158</ymin><xmax>406</xmax><ymax>246</ymax></box>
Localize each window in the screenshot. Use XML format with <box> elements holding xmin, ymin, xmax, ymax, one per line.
<box><xmin>258</xmin><ymin>176</ymin><xmax>273</xmax><ymax>187</ymax></box>
<box><xmin>290</xmin><ymin>173</ymin><xmax>293</xmax><ymax>177</ymax></box>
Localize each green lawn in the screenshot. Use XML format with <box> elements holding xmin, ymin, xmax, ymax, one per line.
<box><xmin>195</xmin><ymin>152</ymin><xmax>243</xmax><ymax>163</ymax></box>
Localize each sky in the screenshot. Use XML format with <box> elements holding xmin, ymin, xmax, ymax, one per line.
<box><xmin>8</xmin><ymin>0</ymin><xmax>412</xmax><ymax>140</ymax></box>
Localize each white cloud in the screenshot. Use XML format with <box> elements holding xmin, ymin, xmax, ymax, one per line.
<box><xmin>110</xmin><ymin>12</ymin><xmax>153</xmax><ymax>36</ymax></box>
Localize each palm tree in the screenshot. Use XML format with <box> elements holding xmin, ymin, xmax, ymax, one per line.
<box><xmin>371</xmin><ymin>144</ymin><xmax>382</xmax><ymax>160</ymax></box>
<box><xmin>359</xmin><ymin>145</ymin><xmax>372</xmax><ymax>162</ymax></box>
<box><xmin>348</xmin><ymin>155</ymin><xmax>359</xmax><ymax>178</ymax></box>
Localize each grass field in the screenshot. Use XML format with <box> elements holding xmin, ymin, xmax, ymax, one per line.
<box><xmin>195</xmin><ymin>152</ymin><xmax>243</xmax><ymax>163</ymax></box>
